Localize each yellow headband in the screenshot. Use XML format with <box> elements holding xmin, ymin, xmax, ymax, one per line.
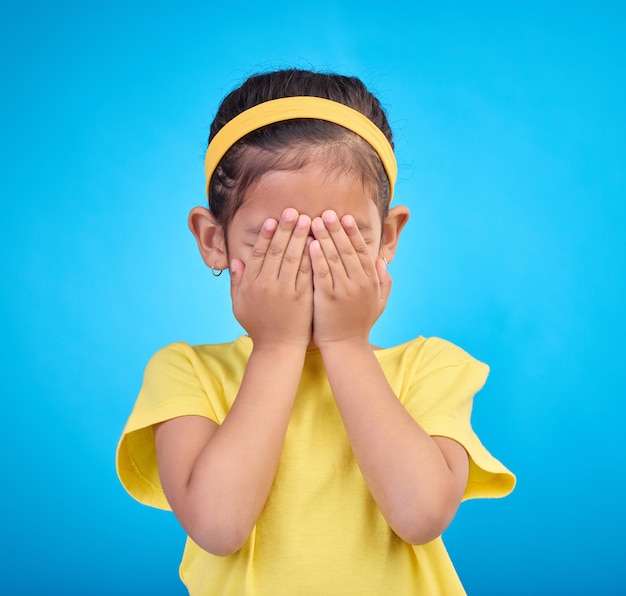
<box><xmin>204</xmin><ymin>96</ymin><xmax>397</xmax><ymax>201</ymax></box>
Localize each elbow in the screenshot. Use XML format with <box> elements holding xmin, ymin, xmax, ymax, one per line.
<box><xmin>388</xmin><ymin>498</ymin><xmax>460</xmax><ymax>546</ymax></box>
<box><xmin>196</xmin><ymin>534</ymin><xmax>248</xmax><ymax>558</ymax></box>
<box><xmin>391</xmin><ymin>515</ymin><xmax>445</xmax><ymax>546</ymax></box>
<box><xmin>185</xmin><ymin>517</ymin><xmax>254</xmax><ymax>557</ymax></box>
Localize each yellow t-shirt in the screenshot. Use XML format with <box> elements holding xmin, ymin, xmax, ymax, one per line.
<box><xmin>117</xmin><ymin>335</ymin><xmax>515</xmax><ymax>595</ymax></box>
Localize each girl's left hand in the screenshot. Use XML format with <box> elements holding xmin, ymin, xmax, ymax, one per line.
<box><xmin>309</xmin><ymin>210</ymin><xmax>391</xmax><ymax>348</ymax></box>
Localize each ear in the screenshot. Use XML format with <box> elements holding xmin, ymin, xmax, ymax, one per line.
<box><xmin>379</xmin><ymin>205</ymin><xmax>410</xmax><ymax>264</ymax></box>
<box><xmin>188</xmin><ymin>206</ymin><xmax>229</xmax><ymax>271</ymax></box>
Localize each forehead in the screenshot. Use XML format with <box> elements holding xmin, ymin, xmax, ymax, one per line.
<box><xmin>234</xmin><ymin>163</ymin><xmax>381</xmax><ymax>225</ymax></box>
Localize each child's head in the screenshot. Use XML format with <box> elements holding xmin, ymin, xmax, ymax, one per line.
<box><xmin>205</xmin><ymin>69</ymin><xmax>396</xmax><ymax>232</ymax></box>
<box><xmin>190</xmin><ymin>68</ymin><xmax>408</xmax><ymax>273</ymax></box>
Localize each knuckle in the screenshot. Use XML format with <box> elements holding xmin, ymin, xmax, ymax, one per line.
<box><xmin>268</xmin><ymin>245</ymin><xmax>285</xmax><ymax>258</ymax></box>
<box><xmin>282</xmin><ymin>252</ymin><xmax>300</xmax><ymax>266</ymax></box>
<box><xmin>318</xmin><ymin>268</ymin><xmax>332</xmax><ymax>279</ymax></box>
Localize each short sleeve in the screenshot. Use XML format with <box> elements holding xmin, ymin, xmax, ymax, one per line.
<box><xmin>403</xmin><ymin>339</ymin><xmax>516</xmax><ymax>501</ymax></box>
<box><xmin>116</xmin><ymin>343</ymin><xmax>222</xmax><ymax>510</ymax></box>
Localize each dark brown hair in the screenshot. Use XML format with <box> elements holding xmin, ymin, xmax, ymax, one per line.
<box><xmin>207</xmin><ymin>69</ymin><xmax>394</xmax><ymax>230</ymax></box>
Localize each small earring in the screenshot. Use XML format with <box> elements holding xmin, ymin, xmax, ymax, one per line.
<box><xmin>383</xmin><ymin>257</ymin><xmax>388</xmax><ymax>266</ymax></box>
<box><xmin>211</xmin><ymin>266</ymin><xmax>223</xmax><ymax>277</ymax></box>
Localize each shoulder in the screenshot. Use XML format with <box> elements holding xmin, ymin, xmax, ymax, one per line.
<box><xmin>378</xmin><ymin>336</ymin><xmax>487</xmax><ymax>373</ymax></box>
<box><xmin>144</xmin><ymin>336</ymin><xmax>252</xmax><ymax>377</ymax></box>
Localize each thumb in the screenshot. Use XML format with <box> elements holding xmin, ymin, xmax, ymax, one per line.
<box><xmin>229</xmin><ymin>258</ymin><xmax>244</xmax><ymax>295</ymax></box>
<box><xmin>376</xmin><ymin>258</ymin><xmax>392</xmax><ymax>302</ymax></box>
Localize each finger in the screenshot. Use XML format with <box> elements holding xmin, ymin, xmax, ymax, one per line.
<box><xmin>314</xmin><ymin>210</ymin><xmax>375</xmax><ymax>279</ymax></box>
<box><xmin>243</xmin><ymin>218</ymin><xmax>278</xmax><ymax>280</ymax></box>
<box><xmin>311</xmin><ymin>211</ymin><xmax>346</xmax><ymax>280</ymax></box>
<box><xmin>278</xmin><ymin>214</ymin><xmax>311</xmax><ymax>282</ymax></box>
<box><xmin>295</xmin><ymin>232</ymin><xmax>314</xmax><ymax>292</ymax></box>
<box><xmin>309</xmin><ymin>239</ymin><xmax>333</xmax><ymax>291</ymax></box>
<box><xmin>339</xmin><ymin>214</ymin><xmax>377</xmax><ymax>277</ymax></box>
<box><xmin>376</xmin><ymin>258</ymin><xmax>393</xmax><ymax>303</ymax></box>
<box><xmin>262</xmin><ymin>208</ymin><xmax>300</xmax><ymax>279</ymax></box>
<box><xmin>229</xmin><ymin>258</ymin><xmax>244</xmax><ymax>300</ymax></box>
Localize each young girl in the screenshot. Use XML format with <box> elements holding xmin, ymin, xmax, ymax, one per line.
<box><xmin>117</xmin><ymin>68</ymin><xmax>515</xmax><ymax>595</ymax></box>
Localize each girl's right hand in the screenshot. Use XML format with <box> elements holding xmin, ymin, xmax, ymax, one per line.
<box><xmin>229</xmin><ymin>208</ymin><xmax>313</xmax><ymax>350</ymax></box>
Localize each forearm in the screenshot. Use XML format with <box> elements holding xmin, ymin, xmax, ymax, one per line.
<box><xmin>163</xmin><ymin>209</ymin><xmax>314</xmax><ymax>554</ymax></box>
<box><xmin>160</xmin><ymin>344</ymin><xmax>306</xmax><ymax>555</ymax></box>
<box><xmin>320</xmin><ymin>341</ymin><xmax>467</xmax><ymax>544</ymax></box>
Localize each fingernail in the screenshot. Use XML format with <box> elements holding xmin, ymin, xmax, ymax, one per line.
<box><xmin>263</xmin><ymin>218</ymin><xmax>278</xmax><ymax>232</ymax></box>
<box><xmin>322</xmin><ymin>210</ymin><xmax>337</xmax><ymax>223</ymax></box>
<box><xmin>283</xmin><ymin>208</ymin><xmax>297</xmax><ymax>221</ymax></box>
<box><xmin>342</xmin><ymin>214</ymin><xmax>356</xmax><ymax>227</ymax></box>
<box><xmin>297</xmin><ymin>214</ymin><xmax>311</xmax><ymax>227</ymax></box>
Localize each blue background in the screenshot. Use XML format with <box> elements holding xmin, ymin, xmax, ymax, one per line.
<box><xmin>2</xmin><ymin>1</ymin><xmax>624</xmax><ymax>594</ymax></box>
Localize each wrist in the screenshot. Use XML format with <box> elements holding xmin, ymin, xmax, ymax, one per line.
<box><xmin>249</xmin><ymin>336</ymin><xmax>310</xmax><ymax>357</ymax></box>
<box><xmin>315</xmin><ymin>336</ymin><xmax>373</xmax><ymax>357</ymax></box>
